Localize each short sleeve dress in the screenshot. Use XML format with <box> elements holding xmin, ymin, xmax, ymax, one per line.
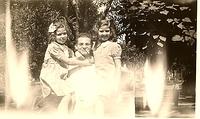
<box><xmin>94</xmin><ymin>41</ymin><xmax>122</xmax><ymax>96</ymax></box>
<box><xmin>40</xmin><ymin>42</ymin><xmax>74</xmax><ymax>97</ymax></box>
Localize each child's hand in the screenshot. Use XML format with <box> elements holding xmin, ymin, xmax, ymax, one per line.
<box><xmin>87</xmin><ymin>58</ymin><xmax>95</xmax><ymax>64</ymax></box>
<box><xmin>78</xmin><ymin>48</ymin><xmax>90</xmax><ymax>58</ymax></box>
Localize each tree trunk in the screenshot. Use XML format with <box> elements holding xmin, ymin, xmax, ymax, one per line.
<box><xmin>71</xmin><ymin>0</ymin><xmax>80</xmax><ymax>36</ymax></box>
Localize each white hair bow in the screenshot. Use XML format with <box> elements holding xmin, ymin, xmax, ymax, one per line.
<box><xmin>48</xmin><ymin>23</ymin><xmax>57</xmax><ymax>33</ymax></box>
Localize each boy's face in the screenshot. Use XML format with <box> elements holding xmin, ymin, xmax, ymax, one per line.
<box><xmin>55</xmin><ymin>27</ymin><xmax>68</xmax><ymax>44</ymax></box>
<box><xmin>76</xmin><ymin>36</ymin><xmax>91</xmax><ymax>52</ymax></box>
<box><xmin>98</xmin><ymin>25</ymin><xmax>111</xmax><ymax>42</ymax></box>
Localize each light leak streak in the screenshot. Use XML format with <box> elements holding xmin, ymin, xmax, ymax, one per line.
<box><xmin>143</xmin><ymin>57</ymin><xmax>166</xmax><ymax>116</ymax></box>
<box><xmin>6</xmin><ymin>0</ymin><xmax>31</xmax><ymax>109</ymax></box>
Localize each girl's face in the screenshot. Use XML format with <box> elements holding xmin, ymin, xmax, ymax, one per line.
<box><xmin>76</xmin><ymin>36</ymin><xmax>91</xmax><ymax>52</ymax></box>
<box><xmin>98</xmin><ymin>25</ymin><xmax>111</xmax><ymax>42</ymax></box>
<box><xmin>55</xmin><ymin>27</ymin><xmax>68</xmax><ymax>44</ymax></box>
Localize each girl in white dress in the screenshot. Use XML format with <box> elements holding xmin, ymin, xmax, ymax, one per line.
<box><xmin>40</xmin><ymin>22</ymin><xmax>92</xmax><ymax>115</ymax></box>
<box><xmin>93</xmin><ymin>18</ymin><xmax>122</xmax><ymax>117</ymax></box>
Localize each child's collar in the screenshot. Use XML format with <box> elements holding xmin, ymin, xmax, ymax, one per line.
<box><xmin>55</xmin><ymin>41</ymin><xmax>65</xmax><ymax>45</ymax></box>
<box><xmin>100</xmin><ymin>41</ymin><xmax>111</xmax><ymax>48</ymax></box>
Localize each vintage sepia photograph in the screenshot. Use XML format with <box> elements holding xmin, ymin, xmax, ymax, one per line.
<box><xmin>0</xmin><ymin>0</ymin><xmax>5</xmax><ymax>112</ymax></box>
<box><xmin>0</xmin><ymin>0</ymin><xmax>198</xmax><ymax>119</ymax></box>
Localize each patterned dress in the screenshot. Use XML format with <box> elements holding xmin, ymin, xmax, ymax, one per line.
<box><xmin>40</xmin><ymin>42</ymin><xmax>74</xmax><ymax>97</ymax></box>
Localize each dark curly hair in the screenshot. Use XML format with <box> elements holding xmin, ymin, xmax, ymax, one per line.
<box><xmin>96</xmin><ymin>17</ymin><xmax>117</xmax><ymax>42</ymax></box>
<box><xmin>75</xmin><ymin>33</ymin><xmax>92</xmax><ymax>43</ymax></box>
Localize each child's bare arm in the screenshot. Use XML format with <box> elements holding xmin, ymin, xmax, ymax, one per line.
<box><xmin>59</xmin><ymin>56</ymin><xmax>92</xmax><ymax>66</ymax></box>
<box><xmin>114</xmin><ymin>58</ymin><xmax>121</xmax><ymax>70</ymax></box>
<box><xmin>50</xmin><ymin>46</ymin><xmax>92</xmax><ymax>66</ymax></box>
<box><xmin>111</xmin><ymin>43</ymin><xmax>122</xmax><ymax>92</ymax></box>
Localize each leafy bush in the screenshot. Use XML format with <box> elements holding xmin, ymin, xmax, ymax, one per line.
<box><xmin>11</xmin><ymin>0</ymin><xmax>98</xmax><ymax>80</ymax></box>
<box><xmin>11</xmin><ymin>0</ymin><xmax>69</xmax><ymax>79</ymax></box>
<box><xmin>108</xmin><ymin>0</ymin><xmax>196</xmax><ymax>60</ymax></box>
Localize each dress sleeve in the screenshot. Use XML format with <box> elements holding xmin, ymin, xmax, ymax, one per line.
<box><xmin>48</xmin><ymin>43</ymin><xmax>64</xmax><ymax>60</ymax></box>
<box><xmin>111</xmin><ymin>43</ymin><xmax>122</xmax><ymax>59</ymax></box>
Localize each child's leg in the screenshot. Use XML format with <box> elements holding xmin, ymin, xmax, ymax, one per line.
<box><xmin>57</xmin><ymin>94</ymin><xmax>71</xmax><ymax>114</ymax></box>
<box><xmin>68</xmin><ymin>93</ymin><xmax>76</xmax><ymax>114</ymax></box>
<box><xmin>57</xmin><ymin>78</ymin><xmax>75</xmax><ymax>114</ymax></box>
